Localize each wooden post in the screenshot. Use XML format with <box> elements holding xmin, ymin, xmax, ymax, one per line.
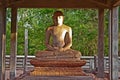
<box><xmin>0</xmin><ymin>7</ymin><xmax>6</xmax><ymax>80</ymax></box>
<box><xmin>97</xmin><ymin>8</ymin><xmax>104</xmax><ymax>78</ymax></box>
<box><xmin>94</xmin><ymin>55</ymin><xmax>98</xmax><ymax>71</ymax></box>
<box><xmin>24</xmin><ymin>29</ymin><xmax>28</xmax><ymax>73</ymax></box>
<box><xmin>109</xmin><ymin>7</ymin><xmax>119</xmax><ymax>80</ymax></box>
<box><xmin>10</xmin><ymin>7</ymin><xmax>18</xmax><ymax>80</ymax></box>
<box><xmin>108</xmin><ymin>8</ymin><xmax>112</xmax><ymax>80</ymax></box>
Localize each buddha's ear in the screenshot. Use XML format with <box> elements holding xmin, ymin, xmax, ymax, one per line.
<box><xmin>52</xmin><ymin>16</ymin><xmax>54</xmax><ymax>19</ymax></box>
<box><xmin>52</xmin><ymin>16</ymin><xmax>57</xmax><ymax>20</ymax></box>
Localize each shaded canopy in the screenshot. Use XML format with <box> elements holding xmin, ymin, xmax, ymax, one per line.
<box><xmin>0</xmin><ymin>0</ymin><xmax>120</xmax><ymax>8</ymax></box>
<box><xmin>0</xmin><ymin>0</ymin><xmax>119</xmax><ymax>80</ymax></box>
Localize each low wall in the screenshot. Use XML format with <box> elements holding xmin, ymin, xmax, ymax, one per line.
<box><xmin>5</xmin><ymin>55</ymin><xmax>110</xmax><ymax>71</ymax></box>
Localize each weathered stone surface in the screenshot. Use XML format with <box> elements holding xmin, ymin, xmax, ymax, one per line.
<box><xmin>30</xmin><ymin>59</ymin><xmax>86</xmax><ymax>67</ymax></box>
<box><xmin>35</xmin><ymin>57</ymin><xmax>80</xmax><ymax>60</ymax></box>
<box><xmin>30</xmin><ymin>59</ymin><xmax>87</xmax><ymax>76</ymax></box>
<box><xmin>30</xmin><ymin>49</ymin><xmax>86</xmax><ymax>77</ymax></box>
<box><xmin>30</xmin><ymin>67</ymin><xmax>86</xmax><ymax>76</ymax></box>
<box><xmin>21</xmin><ymin>76</ymin><xmax>94</xmax><ymax>80</ymax></box>
<box><xmin>35</xmin><ymin>49</ymin><xmax>81</xmax><ymax>60</ymax></box>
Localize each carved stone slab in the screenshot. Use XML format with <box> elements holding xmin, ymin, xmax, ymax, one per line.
<box><xmin>30</xmin><ymin>59</ymin><xmax>86</xmax><ymax>67</ymax></box>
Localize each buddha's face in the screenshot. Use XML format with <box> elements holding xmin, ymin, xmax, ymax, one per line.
<box><xmin>57</xmin><ymin>16</ymin><xmax>64</xmax><ymax>26</ymax></box>
<box><xmin>53</xmin><ymin>16</ymin><xmax>64</xmax><ymax>26</ymax></box>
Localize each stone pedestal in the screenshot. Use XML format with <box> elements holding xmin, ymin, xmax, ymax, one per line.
<box><xmin>30</xmin><ymin>59</ymin><xmax>87</xmax><ymax>76</ymax></box>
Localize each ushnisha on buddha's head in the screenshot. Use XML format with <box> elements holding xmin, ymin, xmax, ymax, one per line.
<box><xmin>52</xmin><ymin>11</ymin><xmax>64</xmax><ymax>26</ymax></box>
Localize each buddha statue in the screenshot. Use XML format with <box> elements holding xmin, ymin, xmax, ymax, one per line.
<box><xmin>30</xmin><ymin>11</ymin><xmax>86</xmax><ymax>76</ymax></box>
<box><xmin>35</xmin><ymin>11</ymin><xmax>81</xmax><ymax>60</ymax></box>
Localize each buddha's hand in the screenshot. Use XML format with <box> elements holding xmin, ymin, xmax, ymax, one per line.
<box><xmin>53</xmin><ymin>47</ymin><xmax>59</xmax><ymax>50</ymax></box>
<box><xmin>47</xmin><ymin>45</ymin><xmax>55</xmax><ymax>51</ymax></box>
<box><xmin>59</xmin><ymin>48</ymin><xmax>65</xmax><ymax>52</ymax></box>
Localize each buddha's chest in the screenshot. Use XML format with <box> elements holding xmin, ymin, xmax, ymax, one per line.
<box><xmin>52</xmin><ymin>27</ymin><xmax>67</xmax><ymax>38</ymax></box>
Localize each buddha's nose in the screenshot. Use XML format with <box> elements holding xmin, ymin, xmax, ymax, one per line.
<box><xmin>58</xmin><ymin>16</ymin><xmax>62</xmax><ymax>19</ymax></box>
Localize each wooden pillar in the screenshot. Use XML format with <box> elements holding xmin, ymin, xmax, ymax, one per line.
<box><xmin>24</xmin><ymin>29</ymin><xmax>28</xmax><ymax>73</ymax></box>
<box><xmin>109</xmin><ymin>7</ymin><xmax>119</xmax><ymax>80</ymax></box>
<box><xmin>0</xmin><ymin>7</ymin><xmax>6</xmax><ymax>80</ymax></box>
<box><xmin>97</xmin><ymin>8</ymin><xmax>104</xmax><ymax>78</ymax></box>
<box><xmin>10</xmin><ymin>7</ymin><xmax>18</xmax><ymax>80</ymax></box>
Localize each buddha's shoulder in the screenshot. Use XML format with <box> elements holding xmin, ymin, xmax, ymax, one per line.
<box><xmin>62</xmin><ymin>24</ymin><xmax>71</xmax><ymax>28</ymax></box>
<box><xmin>46</xmin><ymin>25</ymin><xmax>54</xmax><ymax>31</ymax></box>
<box><xmin>63</xmin><ymin>24</ymin><xmax>71</xmax><ymax>30</ymax></box>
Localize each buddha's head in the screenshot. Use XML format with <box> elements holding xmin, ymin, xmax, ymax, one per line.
<box><xmin>53</xmin><ymin>11</ymin><xmax>64</xmax><ymax>26</ymax></box>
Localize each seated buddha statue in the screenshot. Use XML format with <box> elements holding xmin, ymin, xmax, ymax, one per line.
<box><xmin>35</xmin><ymin>11</ymin><xmax>81</xmax><ymax>60</ymax></box>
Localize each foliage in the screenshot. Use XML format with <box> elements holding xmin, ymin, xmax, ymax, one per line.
<box><xmin>6</xmin><ymin>8</ymin><xmax>117</xmax><ymax>56</ymax></box>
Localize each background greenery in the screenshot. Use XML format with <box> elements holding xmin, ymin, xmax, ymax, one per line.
<box><xmin>6</xmin><ymin>8</ymin><xmax>120</xmax><ymax>56</ymax></box>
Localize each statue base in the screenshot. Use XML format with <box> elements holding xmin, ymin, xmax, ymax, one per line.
<box><xmin>30</xmin><ymin>59</ymin><xmax>87</xmax><ymax>76</ymax></box>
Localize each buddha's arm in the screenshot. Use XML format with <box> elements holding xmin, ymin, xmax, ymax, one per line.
<box><xmin>62</xmin><ymin>28</ymin><xmax>72</xmax><ymax>51</ymax></box>
<box><xmin>45</xmin><ymin>28</ymin><xmax>54</xmax><ymax>50</ymax></box>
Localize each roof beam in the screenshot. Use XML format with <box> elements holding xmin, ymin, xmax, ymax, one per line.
<box><xmin>0</xmin><ymin>0</ymin><xmax>6</xmax><ymax>6</ymax></box>
<box><xmin>112</xmin><ymin>0</ymin><xmax>120</xmax><ymax>6</ymax></box>
<box><xmin>6</xmin><ymin>0</ymin><xmax>110</xmax><ymax>9</ymax></box>
<box><xmin>5</xmin><ymin>0</ymin><xmax>24</xmax><ymax>7</ymax></box>
<box><xmin>1</xmin><ymin>0</ymin><xmax>120</xmax><ymax>8</ymax></box>
<box><xmin>89</xmin><ymin>0</ymin><xmax>110</xmax><ymax>8</ymax></box>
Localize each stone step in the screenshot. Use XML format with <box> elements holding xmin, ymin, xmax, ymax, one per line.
<box><xmin>21</xmin><ymin>76</ymin><xmax>94</xmax><ymax>80</ymax></box>
<box><xmin>34</xmin><ymin>67</ymin><xmax>83</xmax><ymax>71</ymax></box>
<box><xmin>30</xmin><ymin>67</ymin><xmax>86</xmax><ymax>76</ymax></box>
<box><xmin>30</xmin><ymin>59</ymin><xmax>86</xmax><ymax>67</ymax></box>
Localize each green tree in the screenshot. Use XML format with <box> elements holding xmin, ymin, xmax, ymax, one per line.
<box><xmin>6</xmin><ymin>8</ymin><xmax>113</xmax><ymax>56</ymax></box>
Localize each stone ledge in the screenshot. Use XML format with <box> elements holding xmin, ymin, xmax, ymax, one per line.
<box><xmin>30</xmin><ymin>59</ymin><xmax>86</xmax><ymax>67</ymax></box>
<box><xmin>30</xmin><ymin>67</ymin><xmax>86</xmax><ymax>76</ymax></box>
<box><xmin>21</xmin><ymin>76</ymin><xmax>94</xmax><ymax>80</ymax></box>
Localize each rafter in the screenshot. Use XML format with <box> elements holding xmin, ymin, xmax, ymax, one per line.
<box><xmin>0</xmin><ymin>0</ymin><xmax>6</xmax><ymax>6</ymax></box>
<box><xmin>6</xmin><ymin>0</ymin><xmax>110</xmax><ymax>9</ymax></box>
<box><xmin>106</xmin><ymin>0</ymin><xmax>112</xmax><ymax>5</ymax></box>
<box><xmin>5</xmin><ymin>0</ymin><xmax>24</xmax><ymax>7</ymax></box>
<box><xmin>88</xmin><ymin>0</ymin><xmax>110</xmax><ymax>8</ymax></box>
<box><xmin>0</xmin><ymin>0</ymin><xmax>116</xmax><ymax>9</ymax></box>
<box><xmin>112</xmin><ymin>0</ymin><xmax>120</xmax><ymax>6</ymax></box>
<box><xmin>0</xmin><ymin>0</ymin><xmax>119</xmax><ymax>9</ymax></box>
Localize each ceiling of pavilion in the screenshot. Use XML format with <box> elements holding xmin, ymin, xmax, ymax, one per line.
<box><xmin>0</xmin><ymin>0</ymin><xmax>120</xmax><ymax>8</ymax></box>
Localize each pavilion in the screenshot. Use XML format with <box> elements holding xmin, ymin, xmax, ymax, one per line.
<box><xmin>0</xmin><ymin>0</ymin><xmax>120</xmax><ymax>80</ymax></box>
